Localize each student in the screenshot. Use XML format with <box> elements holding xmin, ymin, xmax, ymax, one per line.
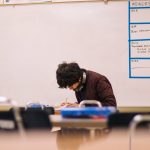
<box><xmin>56</xmin><ymin>62</ymin><xmax>117</xmax><ymax>107</ymax></box>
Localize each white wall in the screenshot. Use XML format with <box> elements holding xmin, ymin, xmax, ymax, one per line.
<box><xmin>0</xmin><ymin>1</ymin><xmax>149</xmax><ymax>106</ymax></box>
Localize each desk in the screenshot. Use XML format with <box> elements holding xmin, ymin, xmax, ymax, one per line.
<box><xmin>118</xmin><ymin>107</ymin><xmax>150</xmax><ymax>113</ymax></box>
<box><xmin>0</xmin><ymin>105</ymin><xmax>12</xmax><ymax>111</ymax></box>
<box><xmin>0</xmin><ymin>129</ymin><xmax>150</xmax><ymax>150</ymax></box>
<box><xmin>1</xmin><ymin>105</ymin><xmax>150</xmax><ymax>113</ymax></box>
<box><xmin>50</xmin><ymin>115</ymin><xmax>107</xmax><ymax>129</ymax></box>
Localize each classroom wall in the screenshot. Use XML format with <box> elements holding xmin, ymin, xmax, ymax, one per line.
<box><xmin>0</xmin><ymin>1</ymin><xmax>149</xmax><ymax>106</ymax></box>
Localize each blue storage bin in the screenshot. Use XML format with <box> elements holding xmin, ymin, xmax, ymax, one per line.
<box><xmin>61</xmin><ymin>107</ymin><xmax>116</xmax><ymax>118</ymax></box>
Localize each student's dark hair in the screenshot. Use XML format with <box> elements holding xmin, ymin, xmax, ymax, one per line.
<box><xmin>56</xmin><ymin>62</ymin><xmax>82</xmax><ymax>88</ymax></box>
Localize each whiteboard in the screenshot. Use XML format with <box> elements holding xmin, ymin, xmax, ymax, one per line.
<box><xmin>0</xmin><ymin>1</ymin><xmax>150</xmax><ymax>106</ymax></box>
<box><xmin>129</xmin><ymin>1</ymin><xmax>150</xmax><ymax>78</ymax></box>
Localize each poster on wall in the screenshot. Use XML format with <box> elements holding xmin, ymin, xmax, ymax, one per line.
<box><xmin>129</xmin><ymin>0</ymin><xmax>150</xmax><ymax>78</ymax></box>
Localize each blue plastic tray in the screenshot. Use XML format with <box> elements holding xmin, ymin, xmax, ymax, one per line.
<box><xmin>61</xmin><ymin>107</ymin><xmax>116</xmax><ymax>118</ymax></box>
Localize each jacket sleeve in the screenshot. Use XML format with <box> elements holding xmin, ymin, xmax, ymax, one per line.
<box><xmin>96</xmin><ymin>78</ymin><xmax>117</xmax><ymax>107</ymax></box>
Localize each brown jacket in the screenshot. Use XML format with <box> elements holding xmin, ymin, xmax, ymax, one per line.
<box><xmin>75</xmin><ymin>70</ymin><xmax>117</xmax><ymax>107</ymax></box>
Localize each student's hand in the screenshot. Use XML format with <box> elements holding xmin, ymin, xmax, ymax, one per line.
<box><xmin>60</xmin><ymin>102</ymin><xmax>79</xmax><ymax>107</ymax></box>
<box><xmin>65</xmin><ymin>102</ymin><xmax>79</xmax><ymax>107</ymax></box>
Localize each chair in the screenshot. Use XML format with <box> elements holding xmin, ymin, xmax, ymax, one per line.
<box><xmin>108</xmin><ymin>112</ymin><xmax>150</xmax><ymax>129</ymax></box>
<box><xmin>130</xmin><ymin>114</ymin><xmax>150</xmax><ymax>131</ymax></box>
<box><xmin>129</xmin><ymin>114</ymin><xmax>150</xmax><ymax>150</ymax></box>
<box><xmin>20</xmin><ymin>108</ymin><xmax>52</xmax><ymax>130</ymax></box>
<box><xmin>0</xmin><ymin>110</ymin><xmax>18</xmax><ymax>131</ymax></box>
<box><xmin>22</xmin><ymin>102</ymin><xmax>54</xmax><ymax>130</ymax></box>
<box><xmin>0</xmin><ymin>107</ymin><xmax>53</xmax><ymax>132</ymax></box>
<box><xmin>79</xmin><ymin>100</ymin><xmax>101</xmax><ymax>107</ymax></box>
<box><xmin>25</xmin><ymin>102</ymin><xmax>54</xmax><ymax>115</ymax></box>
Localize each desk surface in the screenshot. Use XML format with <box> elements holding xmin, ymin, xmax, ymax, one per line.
<box><xmin>1</xmin><ymin>105</ymin><xmax>150</xmax><ymax>112</ymax></box>
<box><xmin>50</xmin><ymin>115</ymin><xmax>107</xmax><ymax>129</ymax></box>
<box><xmin>0</xmin><ymin>129</ymin><xmax>150</xmax><ymax>150</ymax></box>
<box><xmin>0</xmin><ymin>105</ymin><xmax>12</xmax><ymax>111</ymax></box>
<box><xmin>118</xmin><ymin>107</ymin><xmax>150</xmax><ymax>112</ymax></box>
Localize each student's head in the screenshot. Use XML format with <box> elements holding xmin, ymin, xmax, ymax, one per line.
<box><xmin>56</xmin><ymin>62</ymin><xmax>82</xmax><ymax>90</ymax></box>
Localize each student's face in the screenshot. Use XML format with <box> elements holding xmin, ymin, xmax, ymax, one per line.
<box><xmin>68</xmin><ymin>81</ymin><xmax>80</xmax><ymax>91</ymax></box>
